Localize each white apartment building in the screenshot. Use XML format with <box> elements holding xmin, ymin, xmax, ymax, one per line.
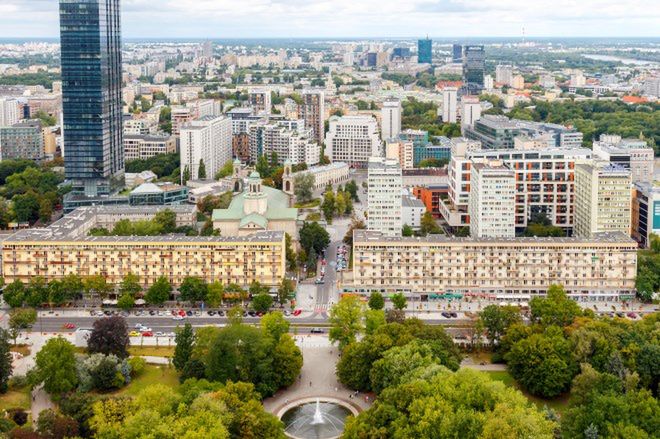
<box><xmin>367</xmin><ymin>157</ymin><xmax>402</xmax><ymax>237</ymax></box>
<box><xmin>124</xmin><ymin>119</ymin><xmax>155</xmax><ymax>135</ymax></box>
<box><xmin>469</xmin><ymin>161</ymin><xmax>516</xmax><ymax>238</ymax></box>
<box><xmin>248</xmin><ymin>121</ymin><xmax>320</xmax><ymax>166</ymax></box>
<box><xmin>381</xmin><ymin>98</ymin><xmax>401</xmax><ymax>140</ymax></box>
<box><xmin>249</xmin><ymin>89</ymin><xmax>272</xmax><ymax>115</ymax></box>
<box><xmin>283</xmin><ymin>162</ymin><xmax>350</xmax><ymax>194</ymax></box>
<box><xmin>495</xmin><ymin>65</ymin><xmax>513</xmax><ymax>86</ymax></box>
<box><xmin>325</xmin><ymin>115</ymin><xmax>382</xmax><ymax>168</ymax></box>
<box><xmin>402</xmin><ymin>191</ymin><xmax>425</xmax><ymax>230</ymax></box>
<box><xmin>0</xmin><ymin>98</ymin><xmax>20</xmax><ymax>127</ymax></box>
<box><xmin>592</xmin><ymin>135</ymin><xmax>654</xmax><ymax>184</ymax></box>
<box><xmin>460</xmin><ymin>97</ymin><xmax>481</xmax><ymax>128</ymax></box>
<box><xmin>180</xmin><ymin>115</ymin><xmax>232</xmax><ymax>181</ymax></box>
<box><xmin>574</xmin><ymin>163</ymin><xmax>632</xmax><ymax>238</ymax></box>
<box><xmin>442</xmin><ymin>87</ymin><xmax>458</xmax><ymax>123</ymax></box>
<box><xmin>124</xmin><ymin>134</ymin><xmax>176</xmax><ymax>161</ymax></box>
<box><xmin>385</xmin><ymin>139</ymin><xmax>414</xmax><ymax>170</ymax></box>
<box><xmin>301</xmin><ymin>90</ymin><xmax>325</xmax><ymax>145</ymax></box>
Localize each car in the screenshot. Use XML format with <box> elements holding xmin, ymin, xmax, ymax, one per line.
<box><xmin>292</xmin><ymin>309</ymin><xmax>302</xmax><ymax>316</ymax></box>
<box><xmin>256</xmin><ymin>312</ymin><xmax>264</xmax><ymax>317</ymax></box>
<box><xmin>140</xmin><ymin>327</ymin><xmax>152</xmax><ymax>333</ymax></box>
<box><xmin>315</xmin><ymin>278</ymin><xmax>324</xmax><ymax>284</ymax></box>
<box><xmin>62</xmin><ymin>323</ymin><xmax>76</xmax><ymax>329</ymax></box>
<box><xmin>626</xmin><ymin>312</ymin><xmax>638</xmax><ymax>319</ymax></box>
<box><xmin>148</xmin><ymin>310</ymin><xmax>156</xmax><ymax>316</ymax></box>
<box><xmin>178</xmin><ymin>310</ymin><xmax>186</xmax><ymax>316</ymax></box>
<box><xmin>207</xmin><ymin>310</ymin><xmax>216</xmax><ymax>316</ymax></box>
<box><xmin>310</xmin><ymin>327</ymin><xmax>324</xmax><ymax>334</ymax></box>
<box><xmin>120</xmin><ymin>311</ymin><xmax>129</xmax><ymax>317</ymax></box>
<box><xmin>242</xmin><ymin>311</ymin><xmax>248</xmax><ymax>317</ymax></box>
<box><xmin>141</xmin><ymin>331</ymin><xmax>153</xmax><ymax>337</ymax></box>
<box><xmin>441</xmin><ymin>312</ymin><xmax>451</xmax><ymax>318</ymax></box>
<box><xmin>103</xmin><ymin>310</ymin><xmax>112</xmax><ymax>316</ymax></box>
<box><xmin>135</xmin><ymin>323</ymin><xmax>144</xmax><ymax>329</ymax></box>
<box><xmin>450</xmin><ymin>312</ymin><xmax>458</xmax><ymax>318</ymax></box>
<box><xmin>616</xmin><ymin>311</ymin><xmax>625</xmax><ymax>318</ymax></box>
<box><xmin>155</xmin><ymin>331</ymin><xmax>164</xmax><ymax>337</ymax></box>
<box><xmin>283</xmin><ymin>310</ymin><xmax>291</xmax><ymax>316</ymax></box>
<box><xmin>247</xmin><ymin>310</ymin><xmax>256</xmax><ymax>317</ymax></box>
<box><xmin>194</xmin><ymin>311</ymin><xmax>201</xmax><ymax>316</ymax></box>
<box><xmin>172</xmin><ymin>315</ymin><xmax>184</xmax><ymax>321</ymax></box>
<box><xmin>217</xmin><ymin>310</ymin><xmax>225</xmax><ymax>316</ymax></box>
<box><xmin>186</xmin><ymin>310</ymin><xmax>193</xmax><ymax>316</ymax></box>
<box><xmin>89</xmin><ymin>310</ymin><xmax>96</xmax><ymax>316</ymax></box>
<box><xmin>165</xmin><ymin>332</ymin><xmax>176</xmax><ymax>337</ymax></box>
<box><xmin>129</xmin><ymin>331</ymin><xmax>140</xmax><ymax>337</ymax></box>
<box><xmin>157</xmin><ymin>311</ymin><xmax>164</xmax><ymax>316</ymax></box>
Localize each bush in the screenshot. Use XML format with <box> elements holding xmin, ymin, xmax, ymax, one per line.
<box><xmin>10</xmin><ymin>409</ymin><xmax>28</xmax><ymax>426</ymax></box>
<box><xmin>8</xmin><ymin>375</ymin><xmax>28</xmax><ymax>390</ymax></box>
<box><xmin>128</xmin><ymin>357</ymin><xmax>146</xmax><ymax>377</ymax></box>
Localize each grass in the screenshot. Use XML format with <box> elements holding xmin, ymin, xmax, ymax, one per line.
<box><xmin>466</xmin><ymin>351</ymin><xmax>493</xmax><ymax>364</ymax></box>
<box><xmin>128</xmin><ymin>346</ymin><xmax>175</xmax><ymax>357</ymax></box>
<box><xmin>10</xmin><ymin>345</ymin><xmax>31</xmax><ymax>356</ymax></box>
<box><xmin>0</xmin><ymin>386</ymin><xmax>31</xmax><ymax>412</ymax></box>
<box><xmin>294</xmin><ymin>199</ymin><xmax>320</xmax><ymax>208</ymax></box>
<box><xmin>115</xmin><ymin>365</ymin><xmax>179</xmax><ymax>397</ymax></box>
<box><xmin>484</xmin><ymin>370</ymin><xmax>570</xmax><ymax>413</ymax></box>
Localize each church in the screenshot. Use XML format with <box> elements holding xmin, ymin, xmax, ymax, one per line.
<box><xmin>211</xmin><ymin>160</ymin><xmax>299</xmax><ymax>237</ymax></box>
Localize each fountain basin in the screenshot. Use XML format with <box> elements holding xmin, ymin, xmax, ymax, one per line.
<box><xmin>278</xmin><ymin>397</ymin><xmax>359</xmax><ymax>439</ymax></box>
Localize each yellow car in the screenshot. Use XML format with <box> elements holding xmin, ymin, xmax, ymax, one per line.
<box><xmin>129</xmin><ymin>331</ymin><xmax>140</xmax><ymax>337</ymax></box>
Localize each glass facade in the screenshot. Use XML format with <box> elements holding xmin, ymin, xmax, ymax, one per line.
<box><xmin>417</xmin><ymin>39</ymin><xmax>432</xmax><ymax>64</ymax></box>
<box><xmin>60</xmin><ymin>0</ymin><xmax>124</xmax><ymax>198</ymax></box>
<box><xmin>463</xmin><ymin>45</ymin><xmax>485</xmax><ymax>94</ymax></box>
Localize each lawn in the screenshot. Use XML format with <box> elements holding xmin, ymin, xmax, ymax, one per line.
<box><xmin>128</xmin><ymin>346</ymin><xmax>175</xmax><ymax>357</ymax></box>
<box><xmin>0</xmin><ymin>386</ymin><xmax>31</xmax><ymax>412</ymax></box>
<box><xmin>294</xmin><ymin>199</ymin><xmax>320</xmax><ymax>208</ymax></box>
<box><xmin>115</xmin><ymin>365</ymin><xmax>179</xmax><ymax>397</ymax></box>
<box><xmin>484</xmin><ymin>370</ymin><xmax>570</xmax><ymax>413</ymax></box>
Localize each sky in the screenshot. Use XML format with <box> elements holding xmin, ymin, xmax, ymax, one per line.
<box><xmin>0</xmin><ymin>0</ymin><xmax>659</xmax><ymax>39</ymax></box>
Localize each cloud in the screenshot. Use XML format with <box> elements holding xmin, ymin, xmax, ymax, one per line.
<box><xmin>0</xmin><ymin>0</ymin><xmax>658</xmax><ymax>38</ymax></box>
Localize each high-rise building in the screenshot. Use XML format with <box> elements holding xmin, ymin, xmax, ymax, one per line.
<box><xmin>574</xmin><ymin>163</ymin><xmax>632</xmax><ymax>238</ymax></box>
<box><xmin>468</xmin><ymin>160</ymin><xmax>516</xmax><ymax>238</ymax></box>
<box><xmin>631</xmin><ymin>182</ymin><xmax>660</xmax><ymax>248</ymax></box>
<box><xmin>418</xmin><ymin>38</ymin><xmax>432</xmax><ymax>64</ymax></box>
<box><xmin>0</xmin><ymin>98</ymin><xmax>20</xmax><ymax>127</ymax></box>
<box><xmin>385</xmin><ymin>139</ymin><xmax>414</xmax><ymax>170</ymax></box>
<box><xmin>465</xmin><ymin>115</ymin><xmax>583</xmax><ymax>149</ymax></box>
<box><xmin>325</xmin><ymin>115</ymin><xmax>382</xmax><ymax>168</ymax></box>
<box><xmin>367</xmin><ymin>157</ymin><xmax>402</xmax><ymax>236</ymax></box>
<box><xmin>248</xmin><ymin>121</ymin><xmax>320</xmax><ymax>166</ymax></box>
<box><xmin>249</xmin><ymin>89</ymin><xmax>272</xmax><ymax>115</ymax></box>
<box><xmin>442</xmin><ymin>87</ymin><xmax>458</xmax><ymax>123</ymax></box>
<box><xmin>495</xmin><ymin>65</ymin><xmax>513</xmax><ymax>86</ymax></box>
<box><xmin>60</xmin><ymin>0</ymin><xmax>124</xmax><ymax>199</ymax></box>
<box><xmin>592</xmin><ymin>135</ymin><xmax>654</xmax><ymax>184</ymax></box>
<box><xmin>180</xmin><ymin>116</ymin><xmax>232</xmax><ymax>181</ymax></box>
<box><xmin>300</xmin><ymin>90</ymin><xmax>325</xmax><ymax>145</ymax></box>
<box><xmin>452</xmin><ymin>44</ymin><xmax>462</xmax><ymax>63</ymax></box>
<box><xmin>380</xmin><ymin>98</ymin><xmax>401</xmax><ymax>140</ymax></box>
<box><xmin>460</xmin><ymin>96</ymin><xmax>481</xmax><ymax>129</ymax></box>
<box><xmin>463</xmin><ymin>45</ymin><xmax>485</xmax><ymax>94</ymax></box>
<box><xmin>0</xmin><ymin>120</ymin><xmax>46</xmax><ymax>161</ymax></box>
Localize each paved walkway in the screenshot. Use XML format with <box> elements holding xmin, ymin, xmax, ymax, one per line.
<box><xmin>31</xmin><ymin>385</ymin><xmax>54</xmax><ymax>426</ymax></box>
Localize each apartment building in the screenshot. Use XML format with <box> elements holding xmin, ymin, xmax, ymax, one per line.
<box><xmin>0</xmin><ymin>120</ymin><xmax>46</xmax><ymax>161</ymax></box>
<box><xmin>351</xmin><ymin>230</ymin><xmax>637</xmax><ymax>301</ymax></box>
<box><xmin>367</xmin><ymin>157</ymin><xmax>402</xmax><ymax>236</ymax></box>
<box><xmin>300</xmin><ymin>90</ymin><xmax>325</xmax><ymax>145</ymax></box>
<box><xmin>180</xmin><ymin>115</ymin><xmax>232</xmax><ymax>181</ymax></box>
<box><xmin>283</xmin><ymin>161</ymin><xmax>350</xmax><ymax>194</ymax></box>
<box><xmin>325</xmin><ymin>115</ymin><xmax>382</xmax><ymax>167</ymax></box>
<box><xmin>592</xmin><ymin>135</ymin><xmax>654</xmax><ymax>184</ymax></box>
<box><xmin>631</xmin><ymin>182</ymin><xmax>660</xmax><ymax>248</ymax></box>
<box><xmin>248</xmin><ymin>121</ymin><xmax>320</xmax><ymax>165</ymax></box>
<box><xmin>385</xmin><ymin>139</ymin><xmax>414</xmax><ymax>170</ymax></box>
<box><xmin>249</xmin><ymin>89</ymin><xmax>272</xmax><ymax>115</ymax></box>
<box><xmin>469</xmin><ymin>161</ymin><xmax>516</xmax><ymax>238</ymax></box>
<box><xmin>123</xmin><ymin>134</ymin><xmax>176</xmax><ymax>161</ymax></box>
<box><xmin>0</xmin><ymin>98</ymin><xmax>20</xmax><ymax>127</ymax></box>
<box><xmin>0</xmin><ymin>206</ymin><xmax>285</xmax><ymax>288</ymax></box>
<box><xmin>574</xmin><ymin>163</ymin><xmax>632</xmax><ymax>238</ymax></box>
<box><xmin>381</xmin><ymin>98</ymin><xmax>402</xmax><ymax>140</ymax></box>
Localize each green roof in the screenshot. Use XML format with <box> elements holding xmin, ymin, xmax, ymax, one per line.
<box><xmin>211</xmin><ymin>186</ymin><xmax>298</xmax><ymax>222</ymax></box>
<box><xmin>239</xmin><ymin>213</ymin><xmax>269</xmax><ymax>229</ymax></box>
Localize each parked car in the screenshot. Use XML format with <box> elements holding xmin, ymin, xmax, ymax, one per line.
<box><xmin>129</xmin><ymin>331</ymin><xmax>140</xmax><ymax>337</ymax></box>
<box><xmin>155</xmin><ymin>331</ymin><xmax>164</xmax><ymax>337</ymax></box>
<box><xmin>172</xmin><ymin>315</ymin><xmax>184</xmax><ymax>321</ymax></box>
<box><xmin>441</xmin><ymin>312</ymin><xmax>451</xmax><ymax>318</ymax></box>
<box><xmin>292</xmin><ymin>309</ymin><xmax>302</xmax><ymax>316</ymax></box>
<box><xmin>141</xmin><ymin>331</ymin><xmax>153</xmax><ymax>337</ymax></box>
<box><xmin>207</xmin><ymin>310</ymin><xmax>216</xmax><ymax>316</ymax></box>
<box><xmin>626</xmin><ymin>312</ymin><xmax>638</xmax><ymax>319</ymax></box>
<box><xmin>450</xmin><ymin>312</ymin><xmax>458</xmax><ymax>318</ymax></box>
<box><xmin>185</xmin><ymin>310</ymin><xmax>193</xmax><ymax>316</ymax></box>
<box><xmin>310</xmin><ymin>327</ymin><xmax>324</xmax><ymax>334</ymax></box>
<box><xmin>217</xmin><ymin>310</ymin><xmax>225</xmax><ymax>317</ymax></box>
<box><xmin>62</xmin><ymin>323</ymin><xmax>76</xmax><ymax>329</ymax></box>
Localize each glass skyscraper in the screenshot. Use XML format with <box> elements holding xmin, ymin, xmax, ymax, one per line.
<box><xmin>417</xmin><ymin>38</ymin><xmax>432</xmax><ymax>64</ymax></box>
<box><xmin>60</xmin><ymin>0</ymin><xmax>124</xmax><ymax>200</ymax></box>
<box><xmin>463</xmin><ymin>45</ymin><xmax>485</xmax><ymax>95</ymax></box>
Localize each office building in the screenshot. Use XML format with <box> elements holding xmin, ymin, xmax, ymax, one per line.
<box><xmin>180</xmin><ymin>115</ymin><xmax>232</xmax><ymax>181</ymax></box>
<box><xmin>469</xmin><ymin>160</ymin><xmax>516</xmax><ymax>238</ymax></box>
<box><xmin>300</xmin><ymin>90</ymin><xmax>325</xmax><ymax>145</ymax></box>
<box><xmin>442</xmin><ymin>87</ymin><xmax>458</xmax><ymax>123</ymax></box>
<box><xmin>381</xmin><ymin>98</ymin><xmax>402</xmax><ymax>140</ymax></box>
<box><xmin>325</xmin><ymin>115</ymin><xmax>382</xmax><ymax>167</ymax></box>
<box><xmin>463</xmin><ymin>45</ymin><xmax>485</xmax><ymax>94</ymax></box>
<box><xmin>60</xmin><ymin>0</ymin><xmax>124</xmax><ymax>200</ymax></box>
<box><xmin>392</xmin><ymin>48</ymin><xmax>411</xmax><ymax>60</ymax></box>
<box><xmin>351</xmin><ymin>230</ymin><xmax>637</xmax><ymax>301</ymax></box>
<box><xmin>0</xmin><ymin>98</ymin><xmax>20</xmax><ymax>127</ymax></box>
<box><xmin>452</xmin><ymin>44</ymin><xmax>462</xmax><ymax>63</ymax></box>
<box><xmin>418</xmin><ymin>38</ymin><xmax>432</xmax><ymax>64</ymax></box>
<box><xmin>460</xmin><ymin>96</ymin><xmax>482</xmax><ymax>129</ymax></box>
<box><xmin>402</xmin><ymin>191</ymin><xmax>425</xmax><ymax>230</ymax></box>
<box><xmin>0</xmin><ymin>120</ymin><xmax>46</xmax><ymax>161</ymax></box>
<box><xmin>129</xmin><ymin>182</ymin><xmax>188</xmax><ymax>206</ymax></box>
<box><xmin>592</xmin><ymin>135</ymin><xmax>654</xmax><ymax>184</ymax></box>
<box><xmin>367</xmin><ymin>157</ymin><xmax>402</xmax><ymax>236</ymax></box>
<box><xmin>574</xmin><ymin>163</ymin><xmax>632</xmax><ymax>238</ymax></box>
<box><xmin>249</xmin><ymin>89</ymin><xmax>272</xmax><ymax>115</ymax></box>
<box><xmin>123</xmin><ymin>134</ymin><xmax>176</xmax><ymax>161</ymax></box>
<box><xmin>631</xmin><ymin>183</ymin><xmax>660</xmax><ymax>248</ymax></box>
<box><xmin>0</xmin><ymin>206</ymin><xmax>285</xmax><ymax>288</ymax></box>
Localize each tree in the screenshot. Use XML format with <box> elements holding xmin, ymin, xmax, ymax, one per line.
<box><xmin>251</xmin><ymin>293</ymin><xmax>273</xmax><ymax>313</ymax></box>
<box><xmin>272</xmin><ymin>334</ymin><xmax>303</xmax><ymax>388</ymax></box>
<box><xmin>505</xmin><ymin>325</ymin><xmax>578</xmax><ymax>398</ymax></box>
<box><xmin>197</xmin><ymin>159</ymin><xmax>207</xmax><ymax>179</ymax></box>
<box><xmin>206</xmin><ymin>281</ymin><xmax>224</xmax><ymax>307</ymax></box>
<box><xmin>261</xmin><ymin>312</ymin><xmax>290</xmax><ymax>342</ymax></box>
<box><xmin>119</xmin><ymin>273</ymin><xmax>142</xmax><ymax>297</ymax></box>
<box><xmin>321</xmin><ymin>190</ymin><xmax>335</xmax><ymax>223</ymax></box>
<box><xmin>173</xmin><ymin>323</ymin><xmax>195</xmax><ymax>373</ymax></box>
<box><xmin>367</xmin><ymin>292</ymin><xmax>384</xmax><ymax>310</ymax></box>
<box><xmin>182</xmin><ymin>165</ymin><xmax>191</xmax><ymax>185</ymax></box>
<box><xmin>284</xmin><ymin>233</ymin><xmax>297</xmax><ymax>272</ymax></box>
<box><xmin>179</xmin><ymin>276</ymin><xmax>208</xmax><ymax>305</ymax></box>
<box><xmin>390</xmin><ymin>293</ymin><xmax>407</xmax><ymax>310</ymax></box>
<box><xmin>3</xmin><ymin>280</ymin><xmax>26</xmax><ymax>308</ymax></box>
<box><xmin>153</xmin><ymin>210</ymin><xmax>177</xmax><ymax>234</ymax></box>
<box><xmin>329</xmin><ymin>296</ymin><xmax>364</xmax><ymax>350</ymax></box>
<box><xmin>293</xmin><ymin>173</ymin><xmax>315</xmax><ymax>203</ymax></box>
<box><xmin>87</xmin><ymin>316</ymin><xmax>130</xmax><ymax>358</ymax></box>
<box><xmin>299</xmin><ymin>221</ymin><xmax>330</xmax><ymax>255</ymax></box>
<box><xmin>8</xmin><ymin>308</ymin><xmax>37</xmax><ymax>345</ymax></box>
<box><xmin>364</xmin><ymin>309</ymin><xmax>386</xmax><ymax>335</ymax></box>
<box><xmin>145</xmin><ymin>276</ymin><xmax>171</xmax><ymax>305</ymax></box>
<box><xmin>420</xmin><ymin>211</ymin><xmax>442</xmax><ymax>235</ymax></box>
<box><xmin>369</xmin><ymin>341</ymin><xmax>437</xmax><ymax>394</ymax></box>
<box><xmin>31</xmin><ymin>337</ymin><xmax>78</xmax><ymax>394</ymax></box>
<box><xmin>402</xmin><ymin>224</ymin><xmax>414</xmax><ymax>236</ymax></box>
<box><xmin>530</xmin><ymin>284</ymin><xmax>582</xmax><ymax>327</ymax></box>
<box><xmin>479</xmin><ymin>305</ymin><xmax>522</xmax><ymax>346</ymax></box>
<box><xmin>0</xmin><ymin>329</ymin><xmax>12</xmax><ymax>393</ymax></box>
<box><xmin>215</xmin><ymin>160</ymin><xmax>233</xmax><ymax>180</ymax></box>
<box><xmin>83</xmin><ymin>275</ymin><xmax>111</xmax><ymax>300</ymax></box>
<box><xmin>36</xmin><ymin>409</ymin><xmax>78</xmax><ymax>439</ymax></box>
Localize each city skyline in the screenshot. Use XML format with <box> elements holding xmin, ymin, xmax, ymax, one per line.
<box><xmin>1</xmin><ymin>0</ymin><xmax>659</xmax><ymax>39</ymax></box>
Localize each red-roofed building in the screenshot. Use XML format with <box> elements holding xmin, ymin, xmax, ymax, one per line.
<box><xmin>622</xmin><ymin>95</ymin><xmax>648</xmax><ymax>104</ymax></box>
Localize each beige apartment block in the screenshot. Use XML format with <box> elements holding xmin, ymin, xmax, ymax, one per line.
<box><xmin>351</xmin><ymin>230</ymin><xmax>637</xmax><ymax>301</ymax></box>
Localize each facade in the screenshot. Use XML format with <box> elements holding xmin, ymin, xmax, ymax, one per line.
<box><xmin>0</xmin><ymin>120</ymin><xmax>46</xmax><ymax>161</ymax></box>
<box><xmin>452</xmin><ymin>44</ymin><xmax>462</xmax><ymax>63</ymax></box>
<box><xmin>460</xmin><ymin>97</ymin><xmax>481</xmax><ymax>129</ymax></box>
<box><xmin>129</xmin><ymin>183</ymin><xmax>188</xmax><ymax>206</ymax></box>
<box><xmin>413</xmin><ymin>185</ymin><xmax>449</xmax><ymax>217</ymax></box>
<box><xmin>592</xmin><ymin>135</ymin><xmax>654</xmax><ymax>184</ymax></box>
<box><xmin>442</xmin><ymin>87</ymin><xmax>458</xmax><ymax>123</ymax></box>
<box><xmin>283</xmin><ymin>161</ymin><xmax>350</xmax><ymax>194</ymax></box>
<box><xmin>402</xmin><ymin>192</ymin><xmax>425</xmax><ymax>230</ymax></box>
<box><xmin>248</xmin><ymin>121</ymin><xmax>320</xmax><ymax>165</ymax></box>
<box><xmin>0</xmin><ymin>206</ymin><xmax>284</xmax><ymax>288</ymax></box>
<box><xmin>325</xmin><ymin>115</ymin><xmax>382</xmax><ymax>168</ymax></box>
<box><xmin>123</xmin><ymin>134</ymin><xmax>176</xmax><ymax>161</ymax></box>
<box><xmin>180</xmin><ymin>115</ymin><xmax>232</xmax><ymax>181</ymax></box>
<box><xmin>468</xmin><ymin>161</ymin><xmax>516</xmax><ymax>238</ymax></box>
<box><xmin>417</xmin><ymin>38</ymin><xmax>432</xmax><ymax>64</ymax></box>
<box><xmin>495</xmin><ymin>65</ymin><xmax>513</xmax><ymax>86</ymax></box>
<box><xmin>463</xmin><ymin>45</ymin><xmax>485</xmax><ymax>94</ymax></box>
<box><xmin>60</xmin><ymin>0</ymin><xmax>124</xmax><ymax>198</ymax></box>
<box><xmin>300</xmin><ymin>90</ymin><xmax>325</xmax><ymax>145</ymax></box>
<box><xmin>249</xmin><ymin>89</ymin><xmax>272</xmax><ymax>115</ymax></box>
<box><xmin>574</xmin><ymin>163</ymin><xmax>632</xmax><ymax>238</ymax></box>
<box><xmin>367</xmin><ymin>157</ymin><xmax>402</xmax><ymax>236</ymax></box>
<box><xmin>232</xmin><ymin>132</ymin><xmax>251</xmax><ymax>163</ymax></box>
<box><xmin>381</xmin><ymin>98</ymin><xmax>402</xmax><ymax>140</ymax></box>
<box><xmin>631</xmin><ymin>182</ymin><xmax>660</xmax><ymax>248</ymax></box>
<box><xmin>0</xmin><ymin>98</ymin><xmax>20</xmax><ymax>127</ymax></box>
<box><xmin>212</xmin><ymin>171</ymin><xmax>298</xmax><ymax>238</ymax></box>
<box><xmin>385</xmin><ymin>139</ymin><xmax>414</xmax><ymax>170</ymax></box>
<box><xmin>351</xmin><ymin>230</ymin><xmax>637</xmax><ymax>301</ymax></box>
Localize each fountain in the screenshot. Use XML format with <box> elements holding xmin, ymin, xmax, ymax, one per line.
<box><xmin>280</xmin><ymin>398</ymin><xmax>353</xmax><ymax>439</ymax></box>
